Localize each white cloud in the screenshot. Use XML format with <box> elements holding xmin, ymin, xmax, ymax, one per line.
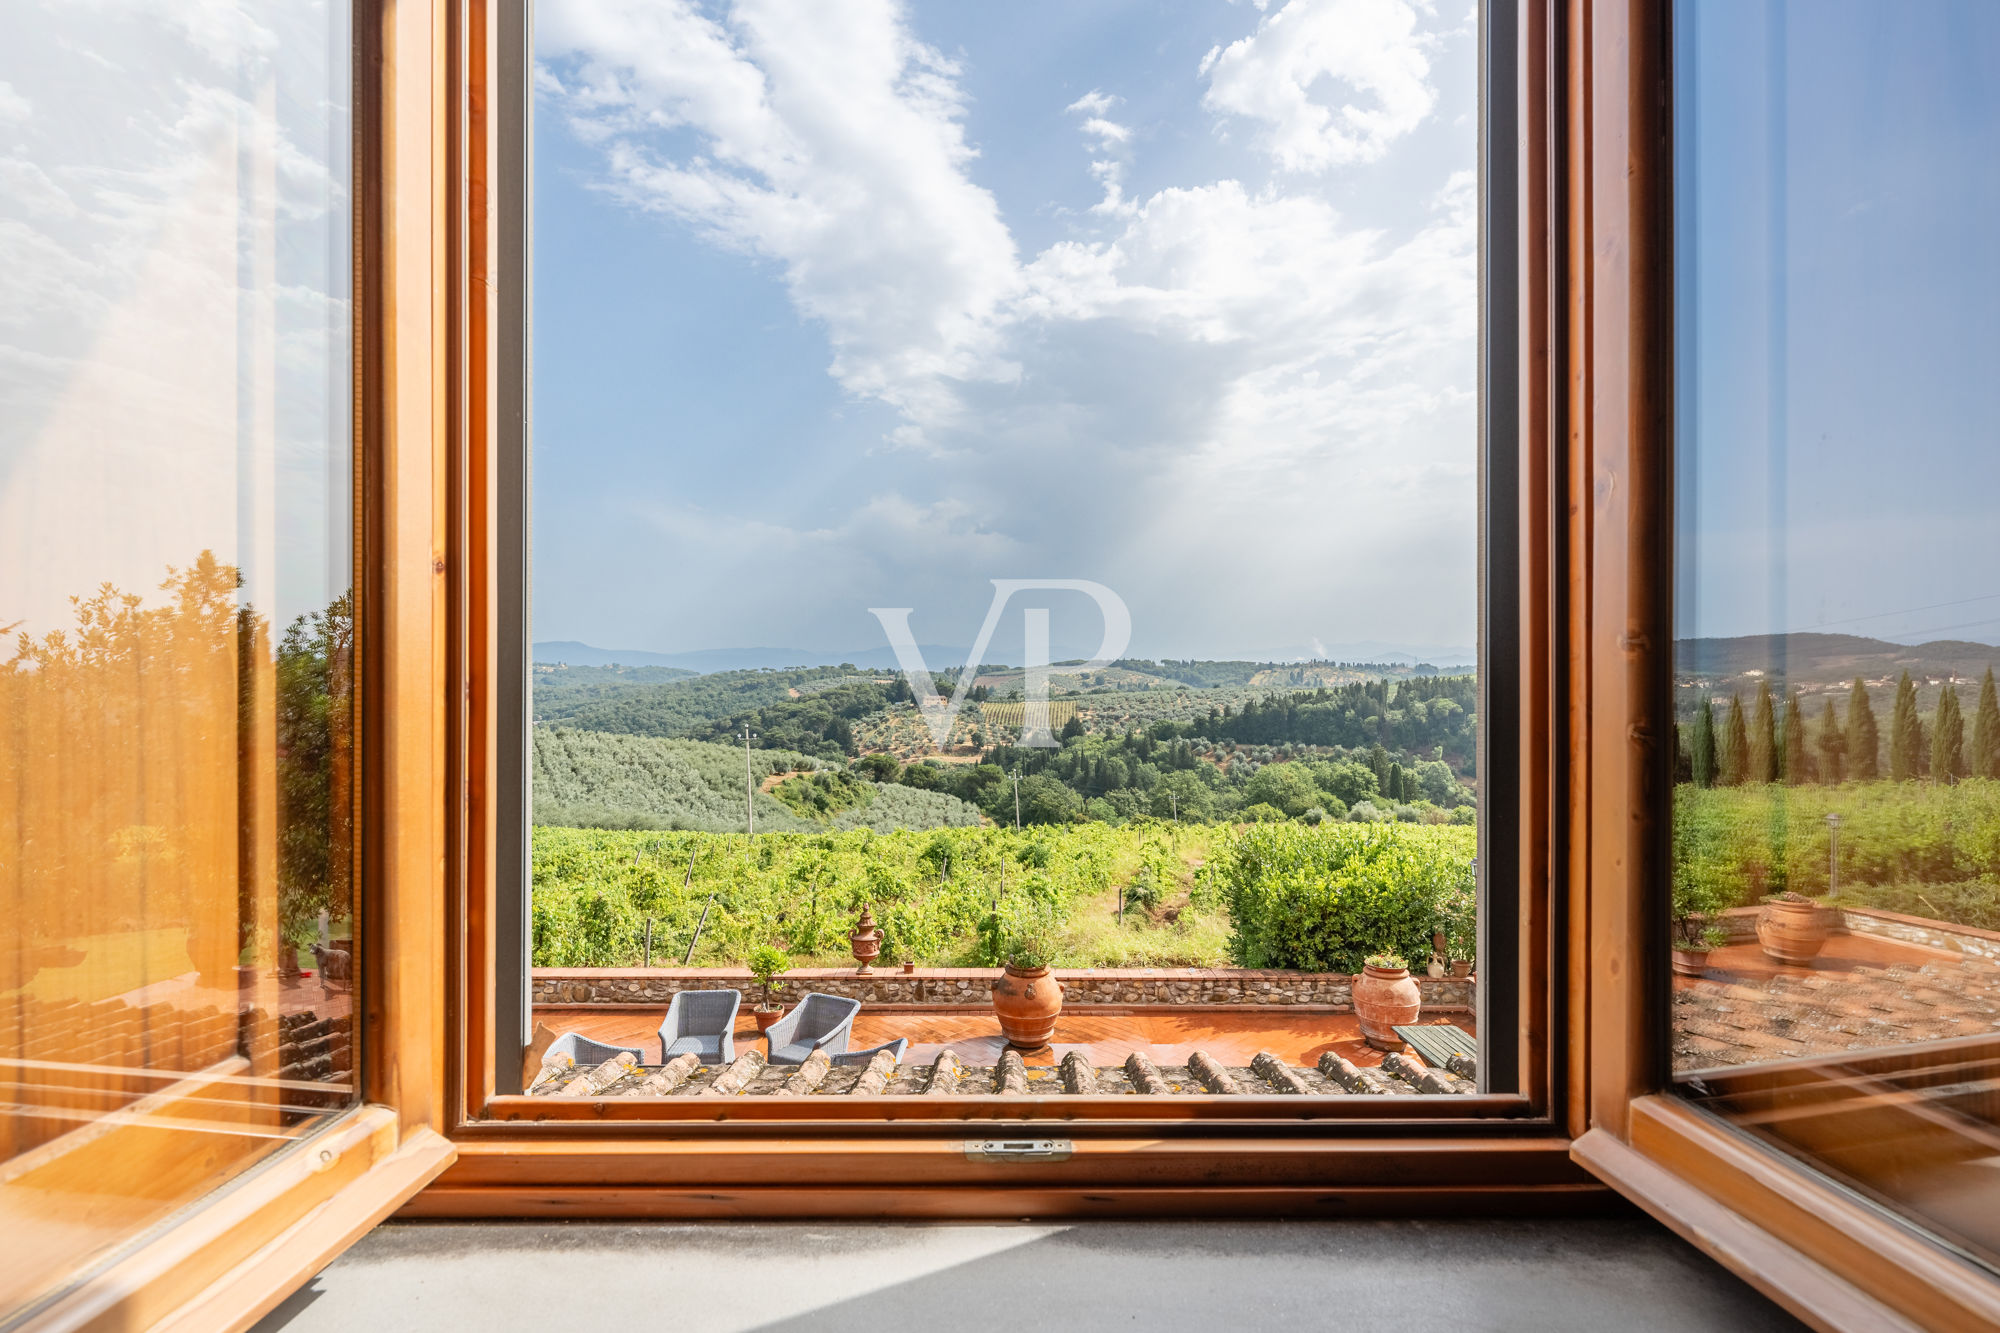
<box><xmin>539</xmin><ymin>0</ymin><xmax>1022</xmax><ymax>440</ymax></box>
<box><xmin>1200</xmin><ymin>0</ymin><xmax>1437</xmax><ymax>171</ymax></box>
<box><xmin>0</xmin><ymin>81</ymin><xmax>30</xmax><ymax>123</ymax></box>
<box><xmin>535</xmin><ymin>0</ymin><xmax>1478</xmax><ymax>655</ymax></box>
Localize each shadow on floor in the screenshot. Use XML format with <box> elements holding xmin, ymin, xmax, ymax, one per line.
<box><xmin>254</xmin><ymin>1216</ymin><xmax>1807</xmax><ymax>1333</ymax></box>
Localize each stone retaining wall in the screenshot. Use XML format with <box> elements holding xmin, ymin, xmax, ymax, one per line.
<box><xmin>1838</xmin><ymin>907</ymin><xmax>2000</xmax><ymax>964</ymax></box>
<box><xmin>532</xmin><ymin>966</ymin><xmax>1475</xmax><ymax>1011</ymax></box>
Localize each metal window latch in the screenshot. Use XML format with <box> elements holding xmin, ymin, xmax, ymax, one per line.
<box><xmin>961</xmin><ymin>1138</ymin><xmax>1073</xmax><ymax>1162</ymax></box>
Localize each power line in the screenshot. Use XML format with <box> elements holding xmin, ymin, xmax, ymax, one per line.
<box><xmin>1792</xmin><ymin>591</ymin><xmax>2000</xmax><ymax>634</ymax></box>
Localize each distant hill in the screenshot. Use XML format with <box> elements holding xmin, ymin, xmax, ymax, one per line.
<box><xmin>533</xmin><ymin>640</ymin><xmax>964</xmax><ymax>672</ymax></box>
<box><xmin>1675</xmin><ymin>633</ymin><xmax>2000</xmax><ymax>684</ymax></box>
<box><xmin>532</xmin><ymin>729</ymin><xmax>982</xmax><ymax>833</ymax></box>
<box><xmin>533</xmin><ymin>664</ymin><xmax>878</xmax><ymax>737</ymax></box>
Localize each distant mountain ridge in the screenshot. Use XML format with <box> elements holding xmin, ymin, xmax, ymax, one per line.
<box><xmin>535</xmin><ymin>639</ymin><xmax>1478</xmax><ymax>674</ymax></box>
<box><xmin>1676</xmin><ymin>632</ymin><xmax>2000</xmax><ymax>682</ymax></box>
<box><xmin>533</xmin><ymin>640</ymin><xmax>966</xmax><ymax>672</ymax></box>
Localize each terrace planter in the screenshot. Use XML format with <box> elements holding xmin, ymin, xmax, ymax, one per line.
<box><xmin>1353</xmin><ymin>963</ymin><xmax>1421</xmax><ymax>1051</ymax></box>
<box><xmin>751</xmin><ymin>1009</ymin><xmax>782</xmax><ymax>1033</ymax></box>
<box><xmin>992</xmin><ymin>965</ymin><xmax>1062</xmax><ymax>1048</ymax></box>
<box><xmin>1670</xmin><ymin>946</ymin><xmax>1712</xmax><ymax>978</ymax></box>
<box><xmin>1757</xmin><ymin>896</ymin><xmax>1833</xmax><ymax>965</ymax></box>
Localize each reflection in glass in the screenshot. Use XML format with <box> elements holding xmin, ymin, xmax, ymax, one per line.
<box><xmin>0</xmin><ymin>2</ymin><xmax>355</xmax><ymax>1317</ymax></box>
<box><xmin>1672</xmin><ymin>0</ymin><xmax>2000</xmax><ymax>1272</ymax></box>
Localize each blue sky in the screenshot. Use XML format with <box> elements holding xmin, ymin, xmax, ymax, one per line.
<box><xmin>532</xmin><ymin>0</ymin><xmax>1480</xmax><ymax>664</ymax></box>
<box><xmin>1675</xmin><ymin>0</ymin><xmax>2000</xmax><ymax>647</ymax></box>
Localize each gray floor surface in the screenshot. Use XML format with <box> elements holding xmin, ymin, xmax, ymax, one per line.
<box><xmin>253</xmin><ymin>1216</ymin><xmax>1807</xmax><ymax>1332</ymax></box>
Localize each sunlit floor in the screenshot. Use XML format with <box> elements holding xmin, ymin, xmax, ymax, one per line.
<box><xmin>535</xmin><ymin>1004</ymin><xmax>1477</xmax><ymax>1068</ymax></box>
<box><xmin>253</xmin><ymin>1218</ymin><xmax>1807</xmax><ymax>1333</ymax></box>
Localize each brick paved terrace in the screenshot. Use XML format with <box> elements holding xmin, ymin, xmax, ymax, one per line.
<box><xmin>1673</xmin><ymin>910</ymin><xmax>2000</xmax><ymax>1073</ymax></box>
<box><xmin>530</xmin><ymin>964</ymin><xmax>1482</xmax><ymax>1098</ymax></box>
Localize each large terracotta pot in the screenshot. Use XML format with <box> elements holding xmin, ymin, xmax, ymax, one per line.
<box><xmin>1353</xmin><ymin>963</ymin><xmax>1422</xmax><ymax>1051</ymax></box>
<box><xmin>751</xmin><ymin>1009</ymin><xmax>782</xmax><ymax>1033</ymax></box>
<box><xmin>1756</xmin><ymin>897</ymin><xmax>1831</xmax><ymax>965</ymax></box>
<box><xmin>992</xmin><ymin>964</ymin><xmax>1062</xmax><ymax>1048</ymax></box>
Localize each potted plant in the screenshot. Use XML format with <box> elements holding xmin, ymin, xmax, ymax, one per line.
<box><xmin>745</xmin><ymin>944</ymin><xmax>790</xmax><ymax>1032</ymax></box>
<box><xmin>1756</xmin><ymin>890</ymin><xmax>1833</xmax><ymax>965</ymax></box>
<box><xmin>991</xmin><ymin>925</ymin><xmax>1062</xmax><ymax>1049</ymax></box>
<box><xmin>1353</xmin><ymin>952</ymin><xmax>1422</xmax><ymax>1051</ymax></box>
<box><xmin>1672</xmin><ymin>831</ymin><xmax>1733</xmax><ymax>976</ymax></box>
<box><xmin>1441</xmin><ymin>884</ymin><xmax>1476</xmax><ymax>977</ymax></box>
<box><xmin>1672</xmin><ymin>924</ymin><xmax>1727</xmax><ymax>978</ymax></box>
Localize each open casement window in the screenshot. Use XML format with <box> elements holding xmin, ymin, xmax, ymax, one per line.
<box><xmin>425</xmin><ymin>0</ymin><xmax>1605</xmax><ymax>1217</ymax></box>
<box><xmin>0</xmin><ymin>3</ymin><xmax>463</xmax><ymax>1328</ymax></box>
<box><xmin>1565</xmin><ymin>1</ymin><xmax>2000</xmax><ymax>1329</ymax></box>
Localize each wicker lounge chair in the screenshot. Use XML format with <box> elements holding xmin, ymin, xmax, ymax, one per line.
<box><xmin>762</xmin><ymin>993</ymin><xmax>862</xmax><ymax>1065</ymax></box>
<box><xmin>829</xmin><ymin>1037</ymin><xmax>907</xmax><ymax>1067</ymax></box>
<box><xmin>656</xmin><ymin>989</ymin><xmax>741</xmax><ymax>1065</ymax></box>
<box><xmin>545</xmin><ymin>1031</ymin><xmax>645</xmax><ymax>1066</ymax></box>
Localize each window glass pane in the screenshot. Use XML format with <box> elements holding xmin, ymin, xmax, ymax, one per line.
<box><xmin>0</xmin><ymin>2</ymin><xmax>356</xmax><ymax>1315</ymax></box>
<box><xmin>1672</xmin><ymin>0</ymin><xmax>2000</xmax><ymax>1271</ymax></box>
<box><xmin>526</xmin><ymin>0</ymin><xmax>1490</xmax><ymax>1103</ymax></box>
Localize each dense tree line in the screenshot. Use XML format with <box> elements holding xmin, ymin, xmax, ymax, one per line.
<box><xmin>1681</xmin><ymin>669</ymin><xmax>2000</xmax><ymax>787</ymax></box>
<box><xmin>1177</xmin><ymin>674</ymin><xmax>1478</xmax><ymax>770</ymax></box>
<box><xmin>856</xmin><ymin>729</ymin><xmax>1470</xmax><ymax>828</ymax></box>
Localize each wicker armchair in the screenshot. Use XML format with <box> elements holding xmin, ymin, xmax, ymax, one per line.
<box><xmin>655</xmin><ymin>989</ymin><xmax>741</xmax><ymax>1065</ymax></box>
<box><xmin>762</xmin><ymin>993</ymin><xmax>862</xmax><ymax>1065</ymax></box>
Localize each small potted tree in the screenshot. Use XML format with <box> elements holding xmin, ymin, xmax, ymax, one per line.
<box><xmin>745</xmin><ymin>944</ymin><xmax>791</xmax><ymax>1033</ymax></box>
<box><xmin>1672</xmin><ymin>829</ymin><xmax>1734</xmax><ymax>976</ymax></box>
<box><xmin>1441</xmin><ymin>885</ymin><xmax>1476</xmax><ymax>977</ymax></box>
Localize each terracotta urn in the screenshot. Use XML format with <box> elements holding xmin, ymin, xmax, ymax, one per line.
<box><xmin>1451</xmin><ymin>958</ymin><xmax>1473</xmax><ymax>979</ymax></box>
<box><xmin>1670</xmin><ymin>946</ymin><xmax>1712</xmax><ymax>978</ymax></box>
<box><xmin>1353</xmin><ymin>962</ymin><xmax>1422</xmax><ymax>1051</ymax></box>
<box><xmin>1756</xmin><ymin>895</ymin><xmax>1832</xmax><ymax>965</ymax></box>
<box><xmin>849</xmin><ymin>905</ymin><xmax>883</xmax><ymax>974</ymax></box>
<box><xmin>992</xmin><ymin>964</ymin><xmax>1062</xmax><ymax>1048</ymax></box>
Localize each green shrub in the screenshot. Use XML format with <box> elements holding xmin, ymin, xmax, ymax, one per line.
<box><xmin>1672</xmin><ymin>779</ymin><xmax>2000</xmax><ymax>929</ymax></box>
<box><xmin>1213</xmin><ymin>821</ymin><xmax>1475</xmax><ymax>972</ymax></box>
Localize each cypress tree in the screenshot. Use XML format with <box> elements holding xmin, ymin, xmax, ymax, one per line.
<box><xmin>1935</xmin><ymin>682</ymin><xmax>1965</xmax><ymax>782</ymax></box>
<box><xmin>1974</xmin><ymin>667</ymin><xmax>2000</xmax><ymax>779</ymax></box>
<box><xmin>1722</xmin><ymin>695</ymin><xmax>1749</xmax><ymax>786</ymax></box>
<box><xmin>1387</xmin><ymin>761</ymin><xmax>1404</xmax><ymax>802</ymax></box>
<box><xmin>1749</xmin><ymin>680</ymin><xmax>1778</xmax><ymax>784</ymax></box>
<box><xmin>1816</xmin><ymin>698</ymin><xmax>1845</xmax><ymax>784</ymax></box>
<box><xmin>1691</xmin><ymin>699</ymin><xmax>1718</xmax><ymax>788</ymax></box>
<box><xmin>1846</xmin><ymin>678</ymin><xmax>1880</xmax><ymax>781</ymax></box>
<box><xmin>1782</xmin><ymin>689</ymin><xmax>1807</xmax><ymax>785</ymax></box>
<box><xmin>1891</xmin><ymin>671</ymin><xmax>1921</xmax><ymax>781</ymax></box>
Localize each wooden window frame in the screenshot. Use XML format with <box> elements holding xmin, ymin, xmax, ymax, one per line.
<box><xmin>19</xmin><ymin>3</ymin><xmax>463</xmax><ymax>1328</ymax></box>
<box><xmin>1557</xmin><ymin>1</ymin><xmax>2000</xmax><ymax>1328</ymax></box>
<box><xmin>48</xmin><ymin>2</ymin><xmax>1996</xmax><ymax>1329</ymax></box>
<box><xmin>417</xmin><ymin>0</ymin><xmax>1611</xmax><ymax>1218</ymax></box>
